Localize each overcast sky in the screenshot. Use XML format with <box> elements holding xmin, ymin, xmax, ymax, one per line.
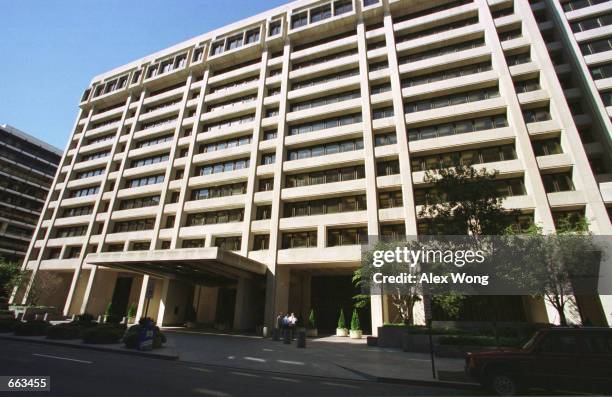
<box><xmin>0</xmin><ymin>0</ymin><xmax>286</xmax><ymax>149</ymax></box>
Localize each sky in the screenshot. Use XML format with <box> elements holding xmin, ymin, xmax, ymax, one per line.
<box><xmin>0</xmin><ymin>0</ymin><xmax>287</xmax><ymax>150</ymax></box>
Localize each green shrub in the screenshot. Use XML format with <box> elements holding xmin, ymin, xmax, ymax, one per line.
<box><xmin>127</xmin><ymin>304</ymin><xmax>137</xmax><ymax>319</ymax></box>
<box><xmin>14</xmin><ymin>320</ymin><xmax>49</xmax><ymax>336</ymax></box>
<box><xmin>0</xmin><ymin>318</ymin><xmax>17</xmax><ymax>333</ymax></box>
<box><xmin>337</xmin><ymin>309</ymin><xmax>346</xmax><ymax>329</ymax></box>
<box><xmin>307</xmin><ymin>309</ymin><xmax>316</xmax><ymax>329</ymax></box>
<box><xmin>350</xmin><ymin>308</ymin><xmax>361</xmax><ymax>331</ymax></box>
<box><xmin>123</xmin><ymin>320</ymin><xmax>166</xmax><ymax>349</ymax></box>
<box><xmin>81</xmin><ymin>324</ymin><xmax>124</xmax><ymax>344</ymax></box>
<box><xmin>46</xmin><ymin>323</ymin><xmax>81</xmax><ymax>340</ymax></box>
<box><xmin>73</xmin><ymin>313</ymin><xmax>96</xmax><ymax>328</ymax></box>
<box><xmin>438</xmin><ymin>335</ymin><xmax>520</xmax><ymax>347</ymax></box>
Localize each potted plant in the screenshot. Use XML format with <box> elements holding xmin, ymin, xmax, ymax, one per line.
<box><xmin>306</xmin><ymin>309</ymin><xmax>317</xmax><ymax>337</ymax></box>
<box><xmin>349</xmin><ymin>308</ymin><xmax>362</xmax><ymax>339</ymax></box>
<box><xmin>127</xmin><ymin>303</ymin><xmax>137</xmax><ymax>324</ymax></box>
<box><xmin>336</xmin><ymin>309</ymin><xmax>348</xmax><ymax>337</ymax></box>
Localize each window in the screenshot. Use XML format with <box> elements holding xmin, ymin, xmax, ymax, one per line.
<box><xmin>590</xmin><ymin>63</ymin><xmax>612</xmax><ymax>80</ymax></box>
<box><xmin>131</xmin><ymin>242</ymin><xmax>150</xmax><ymax>251</ymax></box>
<box><xmin>256</xmin><ymin>205</ymin><xmax>272</xmax><ymax>220</ymax></box>
<box><xmin>183</xmin><ymin>239</ymin><xmax>205</xmax><ymax>248</ymax></box>
<box><xmin>405</xmin><ymin>87</ymin><xmax>499</xmax><ymax>113</ymax></box>
<box><xmin>514</xmin><ymin>78</ymin><xmax>540</xmax><ymax>93</ymax></box>
<box><xmin>290</xmin><ymin>90</ymin><xmax>360</xmax><ymax>112</ymax></box>
<box><xmin>284</xmin><ymin>195</ymin><xmax>366</xmax><ymax>217</ymax></box>
<box><xmin>269</xmin><ymin>21</ymin><xmax>281</xmax><ymax>36</ymax></box>
<box><xmin>253</xmin><ymin>235</ymin><xmax>270</xmax><ymax>250</ymax></box>
<box><xmin>364</xmin><ymin>0</ymin><xmax>379</xmax><ymax>6</ymax></box>
<box><xmin>580</xmin><ymin>38</ymin><xmax>612</xmax><ymax>56</ymax></box>
<box><xmin>131</xmin><ymin>153</ymin><xmax>170</xmax><ymax>168</ymax></box>
<box><xmin>602</xmin><ymin>91</ymin><xmax>612</xmax><ymax>106</ymax></box>
<box><xmin>113</xmin><ymin>218</ymin><xmax>155</xmax><ymax>233</ymax></box>
<box><xmin>186</xmin><ymin>209</ymin><xmax>244</xmax><ymax>226</ymax></box>
<box><xmin>191</xmin><ymin>183</ymin><xmax>246</xmax><ymax>201</ymax></box>
<box><xmin>522</xmin><ymin>107</ymin><xmax>551</xmax><ymax>123</ymax></box>
<box><xmin>553</xmin><ymin>210</ymin><xmax>586</xmax><ymax>230</ymax></box>
<box><xmin>197</xmin><ymin>159</ymin><xmax>250</xmax><ymax>176</ymax></box>
<box><xmin>77</xmin><ymin>168</ymin><xmax>105</xmax><ymax>179</ymax></box>
<box><xmin>81</xmin><ymin>151</ymin><xmax>109</xmax><ymax>162</ymax></box>
<box><xmin>563</xmin><ymin>0</ymin><xmax>608</xmax><ymax>12</ymax></box>
<box><xmin>225</xmin><ymin>34</ymin><xmax>244</xmax><ymax>51</ymax></box>
<box><xmin>543</xmin><ymin>173</ymin><xmax>574</xmax><ymax>193</ymax></box>
<box><xmin>371</xmin><ymin>83</ymin><xmax>390</xmax><ymax>95</ymax></box>
<box><xmin>261</xmin><ymin>153</ymin><xmax>276</xmax><ymax>165</ymax></box>
<box><xmin>263</xmin><ymin>130</ymin><xmax>277</xmax><ymax>140</ymax></box>
<box><xmin>215</xmin><ymin>236</ymin><xmax>241</xmax><ymax>251</ymax></box>
<box><xmin>127</xmin><ymin>174</ymin><xmax>164</xmax><ymax>188</ymax></box>
<box><xmin>377</xmin><ymin>160</ymin><xmax>400</xmax><ymax>176</ymax></box>
<box><xmin>334</xmin><ymin>0</ymin><xmax>353</xmax><ymax>15</ymax></box>
<box><xmin>119</xmin><ymin>195</ymin><xmax>161</xmax><ymax>210</ymax></box>
<box><xmin>286</xmin><ymin>165</ymin><xmax>365</xmax><ymax>188</ymax></box>
<box><xmin>571</xmin><ymin>13</ymin><xmax>612</xmax><ymax>32</ymax></box>
<box><xmin>396</xmin><ymin>16</ymin><xmax>479</xmax><ymax>44</ymax></box>
<box><xmin>289</xmin><ymin>113</ymin><xmax>362</xmax><ymax>135</ymax></box>
<box><xmin>265</xmin><ymin>108</ymin><xmax>279</xmax><ymax>117</ymax></box>
<box><xmin>533</xmin><ymin>138</ymin><xmax>562</xmax><ymax>156</ymax></box>
<box><xmin>381</xmin><ymin>224</ymin><xmax>406</xmax><ymax>240</ymax></box>
<box><xmin>498</xmin><ymin>28</ymin><xmax>521</xmax><ymax>41</ymax></box>
<box><xmin>259</xmin><ymin>178</ymin><xmax>274</xmax><ymax>192</ymax></box>
<box><xmin>506</xmin><ymin>51</ymin><xmax>531</xmax><ymax>66</ymax></box>
<box><xmin>292</xmin><ymin>12</ymin><xmax>308</xmax><ymax>29</ymax></box>
<box><xmin>71</xmin><ymin>186</ymin><xmax>100</xmax><ymax>198</ymax></box>
<box><xmin>375</xmin><ymin>133</ymin><xmax>397</xmax><ymax>147</ymax></box>
<box><xmin>211</xmin><ymin>41</ymin><xmax>224</xmax><ymax>56</ymax></box>
<box><xmin>55</xmin><ymin>226</ymin><xmax>87</xmax><ymax>238</ymax></box>
<box><xmin>408</xmin><ymin>114</ymin><xmax>508</xmax><ymax>141</ymax></box>
<box><xmin>282</xmin><ymin>231</ymin><xmax>317</xmax><ymax>248</ymax></box>
<box><xmin>245</xmin><ymin>28</ymin><xmax>260</xmax><ymax>44</ymax></box>
<box><xmin>411</xmin><ymin>145</ymin><xmax>516</xmax><ymax>171</ymax></box>
<box><xmin>372</xmin><ymin>107</ymin><xmax>394</xmax><ymax>119</ymax></box>
<box><xmin>399</xmin><ymin>38</ymin><xmax>485</xmax><ymax>64</ymax></box>
<box><xmin>327</xmin><ymin>227</ymin><xmax>368</xmax><ymax>246</ymax></box>
<box><xmin>62</xmin><ymin>205</ymin><xmax>93</xmax><ymax>218</ymax></box>
<box><xmin>310</xmin><ymin>5</ymin><xmax>331</xmax><ymax>23</ymax></box>
<box><xmin>292</xmin><ymin>48</ymin><xmax>357</xmax><ymax>70</ymax></box>
<box><xmin>292</xmin><ymin>68</ymin><xmax>359</xmax><ymax>90</ymax></box>
<box><xmin>199</xmin><ymin>136</ymin><xmax>251</xmax><ymax>154</ymax></box>
<box><xmin>379</xmin><ymin>190</ymin><xmax>403</xmax><ymax>209</ymax></box>
<box><xmin>287</xmin><ymin>138</ymin><xmax>363</xmax><ymax>160</ymax></box>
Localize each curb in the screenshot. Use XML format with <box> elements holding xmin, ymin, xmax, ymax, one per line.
<box><xmin>334</xmin><ymin>364</ymin><xmax>480</xmax><ymax>389</ymax></box>
<box><xmin>0</xmin><ymin>334</ymin><xmax>179</xmax><ymax>361</ymax></box>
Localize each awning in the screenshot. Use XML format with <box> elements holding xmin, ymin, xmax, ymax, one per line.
<box><xmin>85</xmin><ymin>247</ymin><xmax>267</xmax><ymax>286</ymax></box>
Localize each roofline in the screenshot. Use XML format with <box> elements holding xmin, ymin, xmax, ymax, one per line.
<box><xmin>88</xmin><ymin>0</ymin><xmax>331</xmax><ymax>83</ymax></box>
<box><xmin>0</xmin><ymin>123</ymin><xmax>63</xmax><ymax>156</ymax></box>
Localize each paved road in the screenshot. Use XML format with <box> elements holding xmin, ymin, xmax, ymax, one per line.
<box><xmin>0</xmin><ymin>340</ymin><xmax>482</xmax><ymax>397</ymax></box>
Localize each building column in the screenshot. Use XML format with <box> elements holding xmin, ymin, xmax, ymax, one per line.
<box><xmin>156</xmin><ymin>278</ymin><xmax>170</xmax><ymax>327</ymax></box>
<box><xmin>135</xmin><ymin>275</ymin><xmax>150</xmax><ymax>322</ymax></box>
<box><xmin>233</xmin><ymin>277</ymin><xmax>256</xmax><ymax>331</ymax></box>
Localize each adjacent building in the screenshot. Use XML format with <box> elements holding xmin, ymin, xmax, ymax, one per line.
<box><xmin>12</xmin><ymin>0</ymin><xmax>612</xmax><ymax>332</ymax></box>
<box><xmin>0</xmin><ymin>124</ymin><xmax>61</xmax><ymax>263</ymax></box>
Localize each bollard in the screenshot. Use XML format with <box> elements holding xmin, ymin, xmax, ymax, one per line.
<box><xmin>297</xmin><ymin>330</ymin><xmax>306</xmax><ymax>348</ymax></box>
<box><xmin>43</xmin><ymin>313</ymin><xmax>49</xmax><ymax>322</ymax></box>
<box><xmin>283</xmin><ymin>329</ymin><xmax>291</xmax><ymax>344</ymax></box>
<box><xmin>262</xmin><ymin>326</ymin><xmax>269</xmax><ymax>338</ymax></box>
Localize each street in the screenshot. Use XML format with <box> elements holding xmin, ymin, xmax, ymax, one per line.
<box><xmin>0</xmin><ymin>340</ymin><xmax>481</xmax><ymax>396</ymax></box>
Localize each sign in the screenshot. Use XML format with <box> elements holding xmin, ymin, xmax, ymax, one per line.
<box><xmin>145</xmin><ymin>279</ymin><xmax>156</xmax><ymax>299</ymax></box>
<box><xmin>138</xmin><ymin>318</ymin><xmax>155</xmax><ymax>351</ymax></box>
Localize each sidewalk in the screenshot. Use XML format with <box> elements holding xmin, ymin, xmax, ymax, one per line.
<box><xmin>163</xmin><ymin>329</ymin><xmax>477</xmax><ymax>387</ymax></box>
<box><xmin>0</xmin><ymin>333</ymin><xmax>179</xmax><ymax>360</ymax></box>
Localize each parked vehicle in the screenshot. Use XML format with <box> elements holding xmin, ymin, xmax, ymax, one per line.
<box><xmin>466</xmin><ymin>327</ymin><xmax>612</xmax><ymax>395</ymax></box>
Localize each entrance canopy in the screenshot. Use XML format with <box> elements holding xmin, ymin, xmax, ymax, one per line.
<box><xmin>85</xmin><ymin>248</ymin><xmax>267</xmax><ymax>286</ymax></box>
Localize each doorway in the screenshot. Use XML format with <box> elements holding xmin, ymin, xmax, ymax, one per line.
<box><xmin>111</xmin><ymin>277</ymin><xmax>133</xmax><ymax>317</ymax></box>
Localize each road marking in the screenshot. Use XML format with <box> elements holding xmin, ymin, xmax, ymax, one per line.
<box><xmin>243</xmin><ymin>356</ymin><xmax>266</xmax><ymax>362</ymax></box>
<box><xmin>192</xmin><ymin>388</ymin><xmax>231</xmax><ymax>397</ymax></box>
<box><xmin>230</xmin><ymin>371</ymin><xmax>258</xmax><ymax>378</ymax></box>
<box><xmin>33</xmin><ymin>353</ymin><xmax>92</xmax><ymax>364</ymax></box>
<box><xmin>270</xmin><ymin>376</ymin><xmax>300</xmax><ymax>383</ymax></box>
<box><xmin>189</xmin><ymin>367</ymin><xmax>212</xmax><ymax>373</ymax></box>
<box><xmin>321</xmin><ymin>381</ymin><xmax>359</xmax><ymax>388</ymax></box>
<box><xmin>277</xmin><ymin>359</ymin><xmax>305</xmax><ymax>366</ymax></box>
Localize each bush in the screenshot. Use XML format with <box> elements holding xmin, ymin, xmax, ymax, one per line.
<box><xmin>73</xmin><ymin>313</ymin><xmax>97</xmax><ymax>328</ymax></box>
<box><xmin>307</xmin><ymin>309</ymin><xmax>316</xmax><ymax>329</ymax></box>
<box><xmin>81</xmin><ymin>324</ymin><xmax>124</xmax><ymax>344</ymax></box>
<box><xmin>14</xmin><ymin>320</ymin><xmax>49</xmax><ymax>336</ymax></box>
<box><xmin>123</xmin><ymin>319</ymin><xmax>166</xmax><ymax>349</ymax></box>
<box><xmin>350</xmin><ymin>308</ymin><xmax>361</xmax><ymax>331</ymax></box>
<box><xmin>0</xmin><ymin>318</ymin><xmax>17</xmax><ymax>333</ymax></box>
<box><xmin>337</xmin><ymin>309</ymin><xmax>346</xmax><ymax>329</ymax></box>
<box><xmin>46</xmin><ymin>323</ymin><xmax>81</xmax><ymax>340</ymax></box>
<box><xmin>438</xmin><ymin>335</ymin><xmax>521</xmax><ymax>347</ymax></box>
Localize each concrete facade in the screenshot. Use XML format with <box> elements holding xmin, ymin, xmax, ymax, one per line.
<box><xmin>0</xmin><ymin>124</ymin><xmax>61</xmax><ymax>263</ymax></box>
<box><xmin>11</xmin><ymin>0</ymin><xmax>612</xmax><ymax>330</ymax></box>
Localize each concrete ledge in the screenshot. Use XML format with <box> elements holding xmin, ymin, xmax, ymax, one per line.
<box><xmin>0</xmin><ymin>333</ymin><xmax>179</xmax><ymax>361</ymax></box>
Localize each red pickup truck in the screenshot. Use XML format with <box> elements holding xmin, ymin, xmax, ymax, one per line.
<box><xmin>465</xmin><ymin>327</ymin><xmax>612</xmax><ymax>395</ymax></box>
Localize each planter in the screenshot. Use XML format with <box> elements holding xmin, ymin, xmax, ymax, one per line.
<box><xmin>349</xmin><ymin>329</ymin><xmax>362</xmax><ymax>339</ymax></box>
<box><xmin>306</xmin><ymin>328</ymin><xmax>318</xmax><ymax>337</ymax></box>
<box><xmin>377</xmin><ymin>326</ymin><xmax>407</xmax><ymax>348</ymax></box>
<box><xmin>336</xmin><ymin>328</ymin><xmax>348</xmax><ymax>337</ymax></box>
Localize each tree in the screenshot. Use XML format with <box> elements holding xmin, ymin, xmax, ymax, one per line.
<box><xmin>307</xmin><ymin>309</ymin><xmax>316</xmax><ymax>329</ymax></box>
<box><xmin>337</xmin><ymin>309</ymin><xmax>346</xmax><ymax>329</ymax></box>
<box><xmin>350</xmin><ymin>308</ymin><xmax>361</xmax><ymax>331</ymax></box>
<box><xmin>419</xmin><ymin>163</ymin><xmax>520</xmax><ymax>318</ymax></box>
<box><xmin>0</xmin><ymin>258</ymin><xmax>24</xmax><ymax>299</ymax></box>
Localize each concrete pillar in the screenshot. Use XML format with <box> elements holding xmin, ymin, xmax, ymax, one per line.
<box><xmin>370</xmin><ymin>295</ymin><xmax>384</xmax><ymax>336</ymax></box>
<box><xmin>274</xmin><ymin>267</ymin><xmax>290</xmax><ymax>318</ymax></box>
<box><xmin>135</xmin><ymin>275</ymin><xmax>150</xmax><ymax>322</ymax></box>
<box><xmin>156</xmin><ymin>278</ymin><xmax>170</xmax><ymax>327</ymax></box>
<box><xmin>521</xmin><ymin>296</ymin><xmax>549</xmax><ymax>323</ymax></box>
<box><xmin>300</xmin><ymin>274</ymin><xmax>311</xmax><ymax>323</ymax></box>
<box><xmin>233</xmin><ymin>277</ymin><xmax>256</xmax><ymax>331</ymax></box>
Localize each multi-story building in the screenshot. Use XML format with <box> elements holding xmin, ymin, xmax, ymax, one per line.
<box><xmin>0</xmin><ymin>124</ymin><xmax>61</xmax><ymax>263</ymax></box>
<box><xmin>12</xmin><ymin>0</ymin><xmax>612</xmax><ymax>332</ymax></box>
